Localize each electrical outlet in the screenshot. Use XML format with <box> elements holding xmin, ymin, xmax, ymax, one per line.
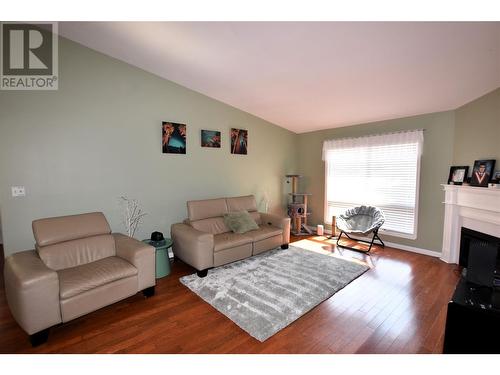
<box><xmin>11</xmin><ymin>186</ymin><xmax>26</xmax><ymax>197</ymax></box>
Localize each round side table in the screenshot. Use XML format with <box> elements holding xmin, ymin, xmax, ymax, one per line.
<box><xmin>142</xmin><ymin>238</ymin><xmax>173</xmax><ymax>279</ymax></box>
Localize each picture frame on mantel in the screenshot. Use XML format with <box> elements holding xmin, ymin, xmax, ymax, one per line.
<box><xmin>492</xmin><ymin>171</ymin><xmax>500</xmax><ymax>184</ymax></box>
<box><xmin>470</xmin><ymin>159</ymin><xmax>496</xmax><ymax>187</ymax></box>
<box><xmin>447</xmin><ymin>166</ymin><xmax>469</xmax><ymax>185</ymax></box>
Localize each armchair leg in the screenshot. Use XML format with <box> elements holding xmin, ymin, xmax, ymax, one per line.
<box><xmin>281</xmin><ymin>244</ymin><xmax>289</xmax><ymax>249</ymax></box>
<box><xmin>197</xmin><ymin>269</ymin><xmax>208</xmax><ymax>278</ymax></box>
<box><xmin>142</xmin><ymin>286</ymin><xmax>155</xmax><ymax>297</ymax></box>
<box><xmin>29</xmin><ymin>328</ymin><xmax>50</xmax><ymax>347</ymax></box>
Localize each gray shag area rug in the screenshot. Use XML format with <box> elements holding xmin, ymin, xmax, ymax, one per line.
<box><xmin>180</xmin><ymin>245</ymin><xmax>369</xmax><ymax>341</ymax></box>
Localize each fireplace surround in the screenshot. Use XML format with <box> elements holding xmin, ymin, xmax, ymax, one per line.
<box><xmin>441</xmin><ymin>184</ymin><xmax>500</xmax><ymax>264</ymax></box>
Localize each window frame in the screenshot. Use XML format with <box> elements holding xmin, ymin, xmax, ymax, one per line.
<box><xmin>323</xmin><ymin>138</ymin><xmax>422</xmax><ymax>240</ymax></box>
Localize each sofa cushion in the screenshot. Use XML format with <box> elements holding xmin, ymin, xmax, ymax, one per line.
<box><xmin>223</xmin><ymin>210</ymin><xmax>259</xmax><ymax>234</ymax></box>
<box><xmin>214</xmin><ymin>232</ymin><xmax>253</xmax><ymax>252</ymax></box>
<box><xmin>58</xmin><ymin>256</ymin><xmax>137</xmax><ymax>300</ymax></box>
<box><xmin>226</xmin><ymin>195</ymin><xmax>257</xmax><ymax>213</ymax></box>
<box><xmin>37</xmin><ymin>234</ymin><xmax>116</xmax><ymax>271</ymax></box>
<box><xmin>244</xmin><ymin>225</ymin><xmax>283</xmax><ymax>242</ymax></box>
<box><xmin>187</xmin><ymin>198</ymin><xmax>228</xmax><ymax>221</ymax></box>
<box><xmin>249</xmin><ymin>211</ymin><xmax>262</xmax><ymax>225</ymax></box>
<box><xmin>190</xmin><ymin>217</ymin><xmax>230</xmax><ymax>235</ymax></box>
<box><xmin>60</xmin><ymin>275</ymin><xmax>138</xmax><ymax>323</ymax></box>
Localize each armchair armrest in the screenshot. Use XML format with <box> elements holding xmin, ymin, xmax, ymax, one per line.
<box><xmin>260</xmin><ymin>212</ymin><xmax>291</xmax><ymax>244</ymax></box>
<box><xmin>113</xmin><ymin>233</ymin><xmax>156</xmax><ymax>290</ymax></box>
<box><xmin>4</xmin><ymin>250</ymin><xmax>61</xmax><ymax>335</ymax></box>
<box><xmin>171</xmin><ymin>223</ymin><xmax>214</xmax><ymax>271</ymax></box>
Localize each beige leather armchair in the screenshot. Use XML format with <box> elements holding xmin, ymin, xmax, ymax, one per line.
<box><xmin>172</xmin><ymin>195</ymin><xmax>290</xmax><ymax>277</ymax></box>
<box><xmin>3</xmin><ymin>212</ymin><xmax>156</xmax><ymax>346</ymax></box>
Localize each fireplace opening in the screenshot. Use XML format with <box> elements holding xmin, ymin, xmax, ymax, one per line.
<box><xmin>459</xmin><ymin>227</ymin><xmax>500</xmax><ymax>288</ymax></box>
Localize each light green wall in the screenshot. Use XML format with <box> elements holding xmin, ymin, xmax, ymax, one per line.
<box><xmin>296</xmin><ymin>87</ymin><xmax>499</xmax><ymax>253</ymax></box>
<box><xmin>453</xmin><ymin>88</ymin><xmax>500</xmax><ymax>168</ymax></box>
<box><xmin>0</xmin><ymin>33</ymin><xmax>497</xmax><ymax>258</ymax></box>
<box><xmin>297</xmin><ymin>111</ymin><xmax>456</xmax><ymax>252</ymax></box>
<box><xmin>0</xmin><ymin>37</ymin><xmax>298</xmax><ymax>257</ymax></box>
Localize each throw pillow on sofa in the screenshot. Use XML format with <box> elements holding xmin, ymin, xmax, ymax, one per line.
<box><xmin>223</xmin><ymin>210</ymin><xmax>259</xmax><ymax>234</ymax></box>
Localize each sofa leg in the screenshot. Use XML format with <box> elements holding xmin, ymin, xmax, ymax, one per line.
<box><xmin>142</xmin><ymin>286</ymin><xmax>155</xmax><ymax>298</ymax></box>
<box><xmin>281</xmin><ymin>244</ymin><xmax>289</xmax><ymax>249</ymax></box>
<box><xmin>29</xmin><ymin>328</ymin><xmax>50</xmax><ymax>347</ymax></box>
<box><xmin>197</xmin><ymin>269</ymin><xmax>208</xmax><ymax>278</ymax></box>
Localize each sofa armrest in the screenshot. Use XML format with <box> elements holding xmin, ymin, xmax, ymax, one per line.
<box><xmin>113</xmin><ymin>233</ymin><xmax>156</xmax><ymax>290</ymax></box>
<box><xmin>260</xmin><ymin>212</ymin><xmax>291</xmax><ymax>244</ymax></box>
<box><xmin>171</xmin><ymin>223</ymin><xmax>214</xmax><ymax>271</ymax></box>
<box><xmin>4</xmin><ymin>250</ymin><xmax>61</xmax><ymax>335</ymax></box>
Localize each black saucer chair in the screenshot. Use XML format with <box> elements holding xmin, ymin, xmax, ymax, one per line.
<box><xmin>335</xmin><ymin>206</ymin><xmax>385</xmax><ymax>253</ymax></box>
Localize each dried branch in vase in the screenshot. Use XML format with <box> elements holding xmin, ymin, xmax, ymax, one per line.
<box><xmin>119</xmin><ymin>196</ymin><xmax>147</xmax><ymax>238</ymax></box>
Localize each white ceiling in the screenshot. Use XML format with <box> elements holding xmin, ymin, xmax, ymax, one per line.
<box><xmin>58</xmin><ymin>22</ymin><xmax>500</xmax><ymax>133</ymax></box>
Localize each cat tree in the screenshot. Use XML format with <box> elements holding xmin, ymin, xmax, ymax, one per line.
<box><xmin>286</xmin><ymin>175</ymin><xmax>313</xmax><ymax>235</ymax></box>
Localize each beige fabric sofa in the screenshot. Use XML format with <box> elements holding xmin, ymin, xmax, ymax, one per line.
<box><xmin>171</xmin><ymin>195</ymin><xmax>290</xmax><ymax>277</ymax></box>
<box><xmin>3</xmin><ymin>212</ymin><xmax>156</xmax><ymax>346</ymax></box>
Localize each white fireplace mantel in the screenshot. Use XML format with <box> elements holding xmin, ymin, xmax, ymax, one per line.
<box><xmin>441</xmin><ymin>184</ymin><xmax>500</xmax><ymax>264</ymax></box>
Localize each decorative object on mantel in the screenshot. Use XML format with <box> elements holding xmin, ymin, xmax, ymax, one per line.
<box><xmin>119</xmin><ymin>196</ymin><xmax>147</xmax><ymax>238</ymax></box>
<box><xmin>470</xmin><ymin>159</ymin><xmax>495</xmax><ymax>187</ymax></box>
<box><xmin>447</xmin><ymin>166</ymin><xmax>469</xmax><ymax>185</ymax></box>
<box><xmin>162</xmin><ymin>121</ymin><xmax>186</xmax><ymax>154</ymax></box>
<box><xmin>492</xmin><ymin>171</ymin><xmax>500</xmax><ymax>183</ymax></box>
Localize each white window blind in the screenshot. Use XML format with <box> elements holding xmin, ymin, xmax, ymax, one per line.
<box><xmin>323</xmin><ymin>130</ymin><xmax>423</xmax><ymax>239</ymax></box>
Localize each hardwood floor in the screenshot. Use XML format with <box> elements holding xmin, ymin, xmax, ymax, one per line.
<box><xmin>0</xmin><ymin>237</ymin><xmax>460</xmax><ymax>354</ymax></box>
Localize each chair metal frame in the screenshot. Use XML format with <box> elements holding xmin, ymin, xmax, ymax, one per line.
<box><xmin>336</xmin><ymin>228</ymin><xmax>385</xmax><ymax>253</ymax></box>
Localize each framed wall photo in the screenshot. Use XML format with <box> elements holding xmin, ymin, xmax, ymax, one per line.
<box><xmin>492</xmin><ymin>171</ymin><xmax>500</xmax><ymax>183</ymax></box>
<box><xmin>448</xmin><ymin>166</ymin><xmax>469</xmax><ymax>185</ymax></box>
<box><xmin>162</xmin><ymin>122</ymin><xmax>186</xmax><ymax>154</ymax></box>
<box><xmin>470</xmin><ymin>159</ymin><xmax>496</xmax><ymax>187</ymax></box>
<box><xmin>230</xmin><ymin>128</ymin><xmax>248</xmax><ymax>155</ymax></box>
<box><xmin>201</xmin><ymin>130</ymin><xmax>221</xmax><ymax>148</ymax></box>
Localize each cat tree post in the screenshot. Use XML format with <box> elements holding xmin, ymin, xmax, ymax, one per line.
<box><xmin>286</xmin><ymin>175</ymin><xmax>313</xmax><ymax>235</ymax></box>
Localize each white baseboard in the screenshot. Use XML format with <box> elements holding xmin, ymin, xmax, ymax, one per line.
<box><xmin>381</xmin><ymin>241</ymin><xmax>441</xmax><ymax>258</ymax></box>
<box><xmin>306</xmin><ymin>226</ymin><xmax>441</xmax><ymax>258</ymax></box>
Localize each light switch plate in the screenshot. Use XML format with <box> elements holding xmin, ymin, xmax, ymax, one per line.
<box><xmin>11</xmin><ymin>186</ymin><xmax>26</xmax><ymax>197</ymax></box>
